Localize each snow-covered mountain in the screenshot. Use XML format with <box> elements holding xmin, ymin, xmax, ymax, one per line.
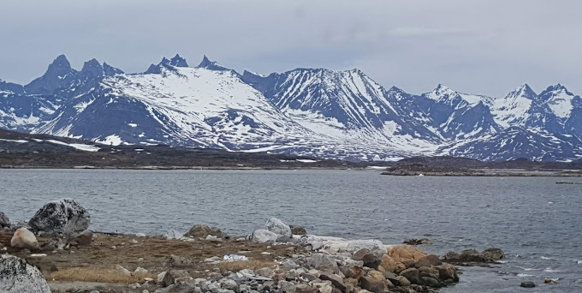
<box><xmin>0</xmin><ymin>54</ymin><xmax>581</xmax><ymax>161</ymax></box>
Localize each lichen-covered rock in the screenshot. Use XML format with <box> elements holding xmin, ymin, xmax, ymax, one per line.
<box><xmin>265</xmin><ymin>218</ymin><xmax>292</xmax><ymax>241</ymax></box>
<box><xmin>184</xmin><ymin>224</ymin><xmax>224</xmax><ymax>239</ymax></box>
<box><xmin>0</xmin><ymin>212</ymin><xmax>10</xmax><ymax>228</ymax></box>
<box><xmin>250</xmin><ymin>229</ymin><xmax>278</xmax><ymax>243</ymax></box>
<box><xmin>0</xmin><ymin>254</ymin><xmax>51</xmax><ymax>293</ymax></box>
<box><xmin>29</xmin><ymin>199</ymin><xmax>90</xmax><ymax>235</ymax></box>
<box><xmin>10</xmin><ymin>228</ymin><xmax>39</xmax><ymax>250</ymax></box>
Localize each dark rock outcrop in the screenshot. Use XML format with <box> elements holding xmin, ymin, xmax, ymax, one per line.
<box><xmin>28</xmin><ymin>198</ymin><xmax>90</xmax><ymax>235</ymax></box>
<box><xmin>0</xmin><ymin>212</ymin><xmax>9</xmax><ymax>228</ymax></box>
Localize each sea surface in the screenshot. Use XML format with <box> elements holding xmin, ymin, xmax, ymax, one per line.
<box><xmin>1</xmin><ymin>169</ymin><xmax>581</xmax><ymax>292</ymax></box>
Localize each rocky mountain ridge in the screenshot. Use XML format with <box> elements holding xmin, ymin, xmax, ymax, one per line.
<box><xmin>1</xmin><ymin>54</ymin><xmax>580</xmax><ymax>161</ymax></box>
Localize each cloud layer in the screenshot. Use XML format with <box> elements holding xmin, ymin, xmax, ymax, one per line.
<box><xmin>1</xmin><ymin>0</ymin><xmax>581</xmax><ymax>97</ymax></box>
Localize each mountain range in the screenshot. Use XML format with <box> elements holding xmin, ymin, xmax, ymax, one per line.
<box><xmin>1</xmin><ymin>54</ymin><xmax>580</xmax><ymax>161</ymax></box>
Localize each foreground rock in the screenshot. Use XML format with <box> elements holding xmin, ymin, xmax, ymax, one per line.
<box><xmin>0</xmin><ymin>212</ymin><xmax>9</xmax><ymax>228</ymax></box>
<box><xmin>0</xmin><ymin>254</ymin><xmax>51</xmax><ymax>293</ymax></box>
<box><xmin>29</xmin><ymin>198</ymin><xmax>90</xmax><ymax>235</ymax></box>
<box><xmin>10</xmin><ymin>228</ymin><xmax>39</xmax><ymax>250</ymax></box>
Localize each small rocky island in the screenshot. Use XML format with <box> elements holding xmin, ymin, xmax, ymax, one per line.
<box><xmin>1</xmin><ymin>199</ymin><xmax>509</xmax><ymax>293</ymax></box>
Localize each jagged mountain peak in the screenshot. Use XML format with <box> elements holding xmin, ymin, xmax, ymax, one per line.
<box><xmin>197</xmin><ymin>55</ymin><xmax>230</xmax><ymax>71</ymax></box>
<box><xmin>45</xmin><ymin>54</ymin><xmax>74</xmax><ymax>77</ymax></box>
<box><xmin>80</xmin><ymin>58</ymin><xmax>104</xmax><ymax>77</ymax></box>
<box><xmin>169</xmin><ymin>54</ymin><xmax>188</xmax><ymax>67</ymax></box>
<box><xmin>103</xmin><ymin>62</ymin><xmax>124</xmax><ymax>76</ymax></box>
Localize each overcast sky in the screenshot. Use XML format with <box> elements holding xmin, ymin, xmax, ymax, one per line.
<box><xmin>1</xmin><ymin>0</ymin><xmax>581</xmax><ymax>97</ymax></box>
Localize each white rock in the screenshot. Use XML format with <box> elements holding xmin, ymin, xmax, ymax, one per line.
<box><xmin>250</xmin><ymin>229</ymin><xmax>278</xmax><ymax>243</ymax></box>
<box><xmin>10</xmin><ymin>228</ymin><xmax>39</xmax><ymax>250</ymax></box>
<box><xmin>135</xmin><ymin>267</ymin><xmax>148</xmax><ymax>273</ymax></box>
<box><xmin>157</xmin><ymin>271</ymin><xmax>167</xmax><ymax>284</ymax></box>
<box><xmin>345</xmin><ymin>239</ymin><xmax>387</xmax><ymax>255</ymax></box>
<box><xmin>0</xmin><ymin>254</ymin><xmax>51</xmax><ymax>293</ymax></box>
<box><xmin>115</xmin><ymin>264</ymin><xmax>131</xmax><ymax>276</ymax></box>
<box><xmin>265</xmin><ymin>218</ymin><xmax>291</xmax><ymax>241</ymax></box>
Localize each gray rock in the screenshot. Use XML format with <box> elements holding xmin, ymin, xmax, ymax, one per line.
<box><xmin>281</xmin><ymin>259</ymin><xmax>298</xmax><ymax>269</ymax></box>
<box><xmin>362</xmin><ymin>253</ymin><xmax>382</xmax><ymax>269</ymax></box>
<box><xmin>294</xmin><ymin>235</ymin><xmax>324</xmax><ymax>250</ymax></box>
<box><xmin>345</xmin><ymin>240</ymin><xmax>386</xmax><ymax>255</ymax></box>
<box><xmin>0</xmin><ymin>212</ymin><xmax>10</xmax><ymax>228</ymax></box>
<box><xmin>184</xmin><ymin>224</ymin><xmax>224</xmax><ymax>239</ymax></box>
<box><xmin>255</xmin><ymin>267</ymin><xmax>274</xmax><ymax>278</ymax></box>
<box><xmin>482</xmin><ymin>248</ymin><xmax>505</xmax><ymax>261</ymax></box>
<box><xmin>279</xmin><ymin>280</ymin><xmax>296</xmax><ymax>293</ymax></box>
<box><xmin>520</xmin><ymin>281</ymin><xmax>536</xmax><ymax>288</ymax></box>
<box><xmin>295</xmin><ymin>284</ymin><xmax>318</xmax><ymax>293</ymax></box>
<box><xmin>220</xmin><ymin>278</ymin><xmax>238</xmax><ymax>291</ymax></box>
<box><xmin>305</xmin><ymin>253</ymin><xmax>340</xmax><ymax>274</ymax></box>
<box><xmin>265</xmin><ymin>218</ymin><xmax>292</xmax><ymax>241</ymax></box>
<box><xmin>0</xmin><ymin>254</ymin><xmax>51</xmax><ymax>293</ymax></box>
<box><xmin>319</xmin><ymin>274</ymin><xmax>346</xmax><ymax>292</ymax></box>
<box><xmin>70</xmin><ymin>229</ymin><xmax>93</xmax><ymax>246</ymax></box>
<box><xmin>400</xmin><ymin>268</ymin><xmax>421</xmax><ymax>285</ymax></box>
<box><xmin>289</xmin><ymin>225</ymin><xmax>307</xmax><ymax>235</ymax></box>
<box><xmin>162</xmin><ymin>270</ymin><xmax>192</xmax><ymax>287</ymax></box>
<box><xmin>165</xmin><ymin>255</ymin><xmax>192</xmax><ymax>267</ymax></box>
<box><xmin>28</xmin><ymin>198</ymin><xmax>90</xmax><ymax>235</ymax></box>
<box><xmin>359</xmin><ymin>271</ymin><xmax>388</xmax><ymax>293</ymax></box>
<box><xmin>250</xmin><ymin>229</ymin><xmax>278</xmax><ymax>243</ymax></box>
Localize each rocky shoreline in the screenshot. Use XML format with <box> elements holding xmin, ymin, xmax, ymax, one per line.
<box><xmin>1</xmin><ymin>199</ymin><xmax>521</xmax><ymax>293</ymax></box>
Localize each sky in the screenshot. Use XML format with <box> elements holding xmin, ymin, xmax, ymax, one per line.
<box><xmin>1</xmin><ymin>0</ymin><xmax>581</xmax><ymax>97</ymax></box>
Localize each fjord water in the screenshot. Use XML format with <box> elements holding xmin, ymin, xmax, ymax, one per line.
<box><xmin>1</xmin><ymin>169</ymin><xmax>581</xmax><ymax>292</ymax></box>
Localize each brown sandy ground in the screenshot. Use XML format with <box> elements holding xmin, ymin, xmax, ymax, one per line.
<box><xmin>0</xmin><ymin>229</ymin><xmax>305</xmax><ymax>292</ymax></box>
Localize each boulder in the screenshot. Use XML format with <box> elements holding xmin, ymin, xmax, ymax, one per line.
<box><xmin>359</xmin><ymin>271</ymin><xmax>390</xmax><ymax>293</ymax></box>
<box><xmin>279</xmin><ymin>280</ymin><xmax>297</xmax><ymax>293</ymax></box>
<box><xmin>341</xmin><ymin>265</ymin><xmax>363</xmax><ymax>279</ymax></box>
<box><xmin>70</xmin><ymin>230</ymin><xmax>93</xmax><ymax>246</ymax></box>
<box><xmin>362</xmin><ymin>253</ymin><xmax>382</xmax><ymax>269</ymax></box>
<box><xmin>0</xmin><ymin>212</ymin><xmax>10</xmax><ymax>228</ymax></box>
<box><xmin>441</xmin><ymin>251</ymin><xmax>461</xmax><ymax>262</ymax></box>
<box><xmin>10</xmin><ymin>228</ymin><xmax>39</xmax><ymax>250</ymax></box>
<box><xmin>380</xmin><ymin>254</ymin><xmax>406</xmax><ymax>273</ymax></box>
<box><xmin>184</xmin><ymin>224</ymin><xmax>224</xmax><ymax>239</ymax></box>
<box><xmin>400</xmin><ymin>268</ymin><xmax>421</xmax><ymax>285</ymax></box>
<box><xmin>251</xmin><ymin>229</ymin><xmax>278</xmax><ymax>243</ymax></box>
<box><xmin>520</xmin><ymin>281</ymin><xmax>536</xmax><ymax>288</ymax></box>
<box><xmin>459</xmin><ymin>249</ymin><xmax>486</xmax><ymax>262</ymax></box>
<box><xmin>0</xmin><ymin>254</ymin><xmax>51</xmax><ymax>293</ymax></box>
<box><xmin>346</xmin><ymin>240</ymin><xmax>386</xmax><ymax>255</ymax></box>
<box><xmin>414</xmin><ymin>254</ymin><xmax>441</xmax><ymax>268</ymax></box>
<box><xmin>388</xmin><ymin>246</ymin><xmax>428</xmax><ymax>263</ymax></box>
<box><xmin>290</xmin><ymin>225</ymin><xmax>307</xmax><ymax>235</ymax></box>
<box><xmin>28</xmin><ymin>198</ymin><xmax>90</xmax><ymax>235</ymax></box>
<box><xmin>435</xmin><ymin>263</ymin><xmax>459</xmax><ymax>283</ymax></box>
<box><xmin>305</xmin><ymin>253</ymin><xmax>340</xmax><ymax>274</ymax></box>
<box><xmin>265</xmin><ymin>218</ymin><xmax>292</xmax><ymax>241</ymax></box>
<box><xmin>418</xmin><ymin>267</ymin><xmax>439</xmax><ymax>280</ymax></box>
<box><xmin>402</xmin><ymin>238</ymin><xmax>432</xmax><ymax>245</ymax></box>
<box><xmin>165</xmin><ymin>255</ymin><xmax>192</xmax><ymax>267</ymax></box>
<box><xmin>295</xmin><ymin>284</ymin><xmax>319</xmax><ymax>293</ymax></box>
<box><xmin>161</xmin><ymin>269</ymin><xmax>192</xmax><ymax>287</ymax></box>
<box><xmin>482</xmin><ymin>248</ymin><xmax>505</xmax><ymax>261</ymax></box>
<box><xmin>320</xmin><ymin>273</ymin><xmax>347</xmax><ymax>292</ymax></box>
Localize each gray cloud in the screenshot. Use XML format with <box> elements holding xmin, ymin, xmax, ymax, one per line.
<box><xmin>1</xmin><ymin>0</ymin><xmax>581</xmax><ymax>97</ymax></box>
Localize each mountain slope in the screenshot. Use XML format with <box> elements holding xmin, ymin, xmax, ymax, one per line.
<box><xmin>0</xmin><ymin>54</ymin><xmax>581</xmax><ymax>162</ymax></box>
